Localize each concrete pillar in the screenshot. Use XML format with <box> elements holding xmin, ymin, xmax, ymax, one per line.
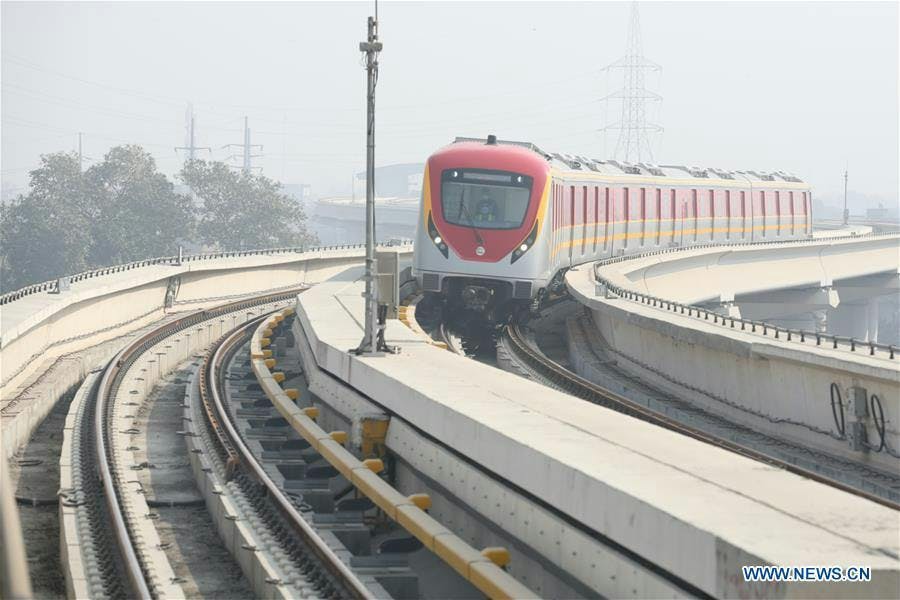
<box><xmin>828</xmin><ymin>300</ymin><xmax>871</xmax><ymax>340</ymax></box>
<box><xmin>813</xmin><ymin>310</ymin><xmax>827</xmax><ymax>333</ymax></box>
<box><xmin>866</xmin><ymin>298</ymin><xmax>879</xmax><ymax>342</ymax></box>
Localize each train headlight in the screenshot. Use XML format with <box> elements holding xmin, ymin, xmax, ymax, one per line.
<box><xmin>511</xmin><ymin>221</ymin><xmax>539</xmax><ymax>264</ymax></box>
<box><xmin>427</xmin><ymin>212</ymin><xmax>448</xmax><ymax>258</ymax></box>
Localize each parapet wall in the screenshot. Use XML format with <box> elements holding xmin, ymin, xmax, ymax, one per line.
<box><xmin>567</xmin><ymin>264</ymin><xmax>900</xmax><ymax>476</ymax></box>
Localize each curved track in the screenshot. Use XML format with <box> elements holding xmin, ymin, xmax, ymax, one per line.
<box><xmin>197</xmin><ymin>313</ymin><xmax>372</xmax><ymax>599</ymax></box>
<box><xmin>500</xmin><ymin>322</ymin><xmax>900</xmax><ymax>511</ymax></box>
<box><xmin>72</xmin><ymin>290</ymin><xmax>303</xmax><ymax>599</ymax></box>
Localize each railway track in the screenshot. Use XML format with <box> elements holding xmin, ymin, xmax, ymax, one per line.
<box><xmin>192</xmin><ymin>310</ymin><xmax>374</xmax><ymax>599</ymax></box>
<box><xmin>61</xmin><ymin>291</ymin><xmax>302</xmax><ymax>599</ymax></box>
<box><xmin>500</xmin><ymin>321</ymin><xmax>900</xmax><ymax>511</ymax></box>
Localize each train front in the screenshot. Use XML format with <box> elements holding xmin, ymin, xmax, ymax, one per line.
<box><xmin>413</xmin><ymin>138</ymin><xmax>551</xmax><ymax>327</ymax></box>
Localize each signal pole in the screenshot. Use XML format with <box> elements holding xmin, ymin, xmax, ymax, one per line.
<box><xmin>175</xmin><ymin>105</ymin><xmax>211</xmax><ymax>163</ymax></box>
<box><xmin>355</xmin><ymin>8</ymin><xmax>383</xmax><ymax>355</ymax></box>
<box><xmin>223</xmin><ymin>116</ymin><xmax>263</xmax><ymax>174</ymax></box>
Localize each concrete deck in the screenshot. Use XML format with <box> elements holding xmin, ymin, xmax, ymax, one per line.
<box><xmin>297</xmin><ymin>265</ymin><xmax>900</xmax><ymax>599</ymax></box>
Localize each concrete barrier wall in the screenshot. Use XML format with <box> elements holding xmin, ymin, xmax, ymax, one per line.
<box><xmin>1</xmin><ymin>247</ymin><xmax>407</xmax><ymax>399</ymax></box>
<box><xmin>568</xmin><ymin>266</ymin><xmax>900</xmax><ymax>475</ymax></box>
<box><xmin>599</xmin><ymin>234</ymin><xmax>899</xmax><ymax>305</ymax></box>
<box><xmin>1</xmin><ymin>246</ymin><xmax>410</xmax><ymax>463</ymax></box>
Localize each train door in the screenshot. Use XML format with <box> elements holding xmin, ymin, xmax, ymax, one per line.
<box><xmin>725</xmin><ymin>190</ymin><xmax>732</xmax><ymax>241</ymax></box>
<box><xmin>592</xmin><ymin>187</ymin><xmax>600</xmax><ymax>255</ymax></box>
<box><xmin>740</xmin><ymin>191</ymin><xmax>748</xmax><ymax>240</ymax></box>
<box><xmin>655</xmin><ymin>189</ymin><xmax>663</xmax><ymax>245</ymax></box>
<box><xmin>708</xmin><ymin>190</ymin><xmax>716</xmax><ymax>241</ymax></box>
<box><xmin>552</xmin><ymin>184</ymin><xmax>559</xmax><ymax>264</ymax></box>
<box><xmin>639</xmin><ymin>188</ymin><xmax>647</xmax><ymax>246</ymax></box>
<box><xmin>759</xmin><ymin>191</ymin><xmax>767</xmax><ymax>238</ymax></box>
<box><xmin>568</xmin><ymin>185</ymin><xmax>576</xmax><ymax>264</ymax></box>
<box><xmin>803</xmin><ymin>191</ymin><xmax>810</xmax><ymax>234</ymax></box>
<box><xmin>691</xmin><ymin>189</ymin><xmax>699</xmax><ymax>243</ymax></box>
<box><xmin>603</xmin><ymin>188</ymin><xmax>612</xmax><ymax>254</ymax></box>
<box><xmin>775</xmin><ymin>191</ymin><xmax>782</xmax><ymax>237</ymax></box>
<box><xmin>581</xmin><ymin>185</ymin><xmax>590</xmax><ymax>257</ymax></box>
<box><xmin>789</xmin><ymin>191</ymin><xmax>795</xmax><ymax>236</ymax></box>
<box><xmin>669</xmin><ymin>189</ymin><xmax>677</xmax><ymax>246</ymax></box>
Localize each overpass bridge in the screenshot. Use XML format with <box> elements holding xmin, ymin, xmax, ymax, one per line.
<box><xmin>1</xmin><ymin>232</ymin><xmax>898</xmax><ymax>599</ymax></box>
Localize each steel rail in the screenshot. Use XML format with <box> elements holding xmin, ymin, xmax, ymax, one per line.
<box><xmin>503</xmin><ymin>323</ymin><xmax>900</xmax><ymax>512</ymax></box>
<box><xmin>92</xmin><ymin>288</ymin><xmax>304</xmax><ymax>599</ymax></box>
<box><xmin>437</xmin><ymin>322</ymin><xmax>464</xmax><ymax>355</ymax></box>
<box><xmin>202</xmin><ymin>313</ymin><xmax>373</xmax><ymax>600</ymax></box>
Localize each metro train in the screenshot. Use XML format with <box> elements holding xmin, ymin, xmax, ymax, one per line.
<box><xmin>413</xmin><ymin>135</ymin><xmax>813</xmax><ymax>328</ymax></box>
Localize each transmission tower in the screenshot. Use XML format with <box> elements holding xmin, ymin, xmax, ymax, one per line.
<box><xmin>601</xmin><ymin>2</ymin><xmax>662</xmax><ymax>163</ymax></box>
<box><xmin>223</xmin><ymin>116</ymin><xmax>263</xmax><ymax>174</ymax></box>
<box><xmin>175</xmin><ymin>103</ymin><xmax>211</xmax><ymax>164</ymax></box>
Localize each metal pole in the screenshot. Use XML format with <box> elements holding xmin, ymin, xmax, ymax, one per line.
<box><xmin>356</xmin><ymin>12</ymin><xmax>382</xmax><ymax>354</ymax></box>
<box><xmin>843</xmin><ymin>167</ymin><xmax>849</xmax><ymax>226</ymax></box>
<box><xmin>78</xmin><ymin>132</ymin><xmax>83</xmax><ymax>172</ymax></box>
<box><xmin>243</xmin><ymin>116</ymin><xmax>251</xmax><ymax>174</ymax></box>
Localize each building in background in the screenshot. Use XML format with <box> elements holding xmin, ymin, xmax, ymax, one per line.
<box><xmin>309</xmin><ymin>163</ymin><xmax>423</xmax><ymax>245</ymax></box>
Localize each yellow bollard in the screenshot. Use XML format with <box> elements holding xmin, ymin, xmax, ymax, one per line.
<box><xmin>362</xmin><ymin>458</ymin><xmax>384</xmax><ymax>473</ymax></box>
<box><xmin>481</xmin><ymin>547</ymin><xmax>511</xmax><ymax>569</ymax></box>
<box><xmin>408</xmin><ymin>493</ymin><xmax>432</xmax><ymax>511</ymax></box>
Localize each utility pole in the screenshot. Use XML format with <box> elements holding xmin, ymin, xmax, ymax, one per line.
<box><xmin>842</xmin><ymin>166</ymin><xmax>849</xmax><ymax>226</ymax></box>
<box><xmin>223</xmin><ymin>116</ymin><xmax>263</xmax><ymax>174</ymax></box>
<box><xmin>600</xmin><ymin>1</ymin><xmax>663</xmax><ymax>163</ymax></box>
<box><xmin>77</xmin><ymin>132</ymin><xmax>83</xmax><ymax>172</ymax></box>
<box><xmin>355</xmin><ymin>6</ymin><xmax>383</xmax><ymax>355</ymax></box>
<box><xmin>175</xmin><ymin>105</ymin><xmax>211</xmax><ymax>164</ymax></box>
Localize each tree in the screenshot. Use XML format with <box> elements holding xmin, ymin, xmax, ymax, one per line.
<box><xmin>88</xmin><ymin>145</ymin><xmax>194</xmax><ymax>265</ymax></box>
<box><xmin>180</xmin><ymin>160</ymin><xmax>316</xmax><ymax>251</ymax></box>
<box><xmin>0</xmin><ymin>152</ymin><xmax>93</xmax><ymax>291</ymax></box>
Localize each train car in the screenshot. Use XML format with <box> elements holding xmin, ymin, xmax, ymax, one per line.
<box><xmin>413</xmin><ymin>135</ymin><xmax>812</xmax><ymax>327</ymax></box>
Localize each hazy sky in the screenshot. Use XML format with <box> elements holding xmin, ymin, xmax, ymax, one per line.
<box><xmin>2</xmin><ymin>1</ymin><xmax>897</xmax><ymax>208</ymax></box>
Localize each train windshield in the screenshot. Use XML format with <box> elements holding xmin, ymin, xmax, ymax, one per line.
<box><xmin>440</xmin><ymin>169</ymin><xmax>533</xmax><ymax>230</ymax></box>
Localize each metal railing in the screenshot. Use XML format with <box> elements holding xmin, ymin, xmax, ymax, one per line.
<box><xmin>591</xmin><ymin>232</ymin><xmax>900</xmax><ymax>360</ymax></box>
<box><xmin>0</xmin><ymin>242</ymin><xmax>412</xmax><ymax>306</ymax></box>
